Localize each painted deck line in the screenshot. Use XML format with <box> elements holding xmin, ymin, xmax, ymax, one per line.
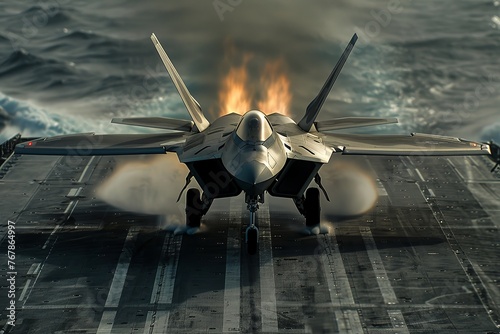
<box><xmin>222</xmin><ymin>198</ymin><xmax>242</xmax><ymax>332</ymax></box>
<box><xmin>259</xmin><ymin>203</ymin><xmax>278</xmax><ymax>333</ymax></box>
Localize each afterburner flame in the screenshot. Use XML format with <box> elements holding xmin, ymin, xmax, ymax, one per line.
<box><xmin>218</xmin><ymin>60</ymin><xmax>251</xmax><ymax>115</ymax></box>
<box><xmin>218</xmin><ymin>55</ymin><xmax>291</xmax><ymax>116</ymax></box>
<box><xmin>257</xmin><ymin>59</ymin><xmax>291</xmax><ymax>116</ymax></box>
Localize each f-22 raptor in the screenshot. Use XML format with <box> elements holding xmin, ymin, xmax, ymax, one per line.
<box><xmin>16</xmin><ymin>33</ymin><xmax>499</xmax><ymax>254</ymax></box>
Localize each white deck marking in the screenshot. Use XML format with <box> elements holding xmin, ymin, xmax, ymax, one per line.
<box><xmin>360</xmin><ymin>227</ymin><xmax>398</xmax><ymax>305</ymax></box>
<box><xmin>27</xmin><ymin>262</ymin><xmax>40</xmax><ymax>275</ymax></box>
<box><xmin>364</xmin><ymin>158</ymin><xmax>388</xmax><ymax>197</ymax></box>
<box><xmin>259</xmin><ymin>203</ymin><xmax>278</xmax><ymax>333</ymax></box>
<box><xmin>446</xmin><ymin>158</ymin><xmax>465</xmax><ymax>180</ymax></box>
<box><xmin>96</xmin><ymin>228</ymin><xmax>138</xmax><ymax>333</ymax></box>
<box><xmin>104</xmin><ymin>228</ymin><xmax>138</xmax><ymax>307</ymax></box>
<box><xmin>360</xmin><ymin>229</ymin><xmax>411</xmax><ymax>332</ymax></box>
<box><xmin>152</xmin><ymin>311</ymin><xmax>170</xmax><ymax>334</ymax></box>
<box><xmin>318</xmin><ymin>233</ymin><xmax>355</xmax><ymax>305</ymax></box>
<box><xmin>149</xmin><ymin>233</ymin><xmax>182</xmax><ymax>305</ymax></box>
<box><xmin>222</xmin><ymin>198</ymin><xmax>242</xmax><ymax>332</ymax></box>
<box><xmin>43</xmin><ymin>196</ymin><xmax>78</xmax><ymax>250</ymax></box>
<box><xmin>144</xmin><ymin>311</ymin><xmax>170</xmax><ymax>334</ymax></box>
<box><xmin>96</xmin><ymin>310</ymin><xmax>117</xmax><ymax>334</ymax></box>
<box><xmin>144</xmin><ymin>312</ymin><xmax>154</xmax><ymax>334</ymax></box>
<box><xmin>376</xmin><ymin>179</ymin><xmax>389</xmax><ymax>196</ymax></box>
<box><xmin>66</xmin><ymin>187</ymin><xmax>82</xmax><ymax>198</ymax></box>
<box><xmin>335</xmin><ymin>310</ymin><xmax>363</xmax><ymax>333</ymax></box>
<box><xmin>146</xmin><ymin>229</ymin><xmax>182</xmax><ymax>333</ymax></box>
<box><xmin>415</xmin><ymin>168</ymin><xmax>425</xmax><ymax>182</ymax></box>
<box><xmin>319</xmin><ymin>232</ymin><xmax>363</xmax><ymax>333</ymax></box>
<box><xmin>388</xmin><ymin>310</ymin><xmax>410</xmax><ymax>334</ymax></box>
<box><xmin>42</xmin><ymin>224</ymin><xmax>62</xmax><ymax>250</ymax></box>
<box><xmin>77</xmin><ymin>156</ymin><xmax>96</xmax><ymax>183</ymax></box>
<box><xmin>18</xmin><ymin>279</ymin><xmax>31</xmax><ymax>302</ymax></box>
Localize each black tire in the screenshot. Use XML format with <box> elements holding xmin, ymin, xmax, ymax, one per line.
<box><xmin>247</xmin><ymin>228</ymin><xmax>258</xmax><ymax>255</ymax></box>
<box><xmin>186</xmin><ymin>188</ymin><xmax>202</xmax><ymax>228</ymax></box>
<box><xmin>304</xmin><ymin>187</ymin><xmax>320</xmax><ymax>227</ymax></box>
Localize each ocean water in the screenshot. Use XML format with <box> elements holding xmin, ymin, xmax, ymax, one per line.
<box><xmin>0</xmin><ymin>0</ymin><xmax>499</xmax><ymax>143</ymax></box>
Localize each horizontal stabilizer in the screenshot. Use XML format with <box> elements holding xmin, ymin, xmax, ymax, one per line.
<box><xmin>316</xmin><ymin>117</ymin><xmax>398</xmax><ymax>131</ymax></box>
<box><xmin>112</xmin><ymin>117</ymin><xmax>193</xmax><ymax>131</ymax></box>
<box><xmin>298</xmin><ymin>34</ymin><xmax>358</xmax><ymax>132</ymax></box>
<box><xmin>151</xmin><ymin>33</ymin><xmax>210</xmax><ymax>132</ymax></box>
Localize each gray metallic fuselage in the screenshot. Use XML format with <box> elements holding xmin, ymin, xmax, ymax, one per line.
<box><xmin>221</xmin><ymin>112</ymin><xmax>286</xmax><ymax>196</ymax></box>
<box><xmin>177</xmin><ymin>110</ymin><xmax>333</xmax><ymax>201</ymax></box>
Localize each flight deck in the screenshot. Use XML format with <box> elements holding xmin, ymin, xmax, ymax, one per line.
<box><xmin>0</xmin><ymin>152</ymin><xmax>499</xmax><ymax>333</ymax></box>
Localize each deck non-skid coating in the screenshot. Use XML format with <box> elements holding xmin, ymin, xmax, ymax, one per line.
<box><xmin>0</xmin><ymin>154</ymin><xmax>499</xmax><ymax>333</ymax></box>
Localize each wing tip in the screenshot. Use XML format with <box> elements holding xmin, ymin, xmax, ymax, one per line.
<box><xmin>351</xmin><ymin>33</ymin><xmax>358</xmax><ymax>44</ymax></box>
<box><xmin>150</xmin><ymin>33</ymin><xmax>158</xmax><ymax>44</ymax></box>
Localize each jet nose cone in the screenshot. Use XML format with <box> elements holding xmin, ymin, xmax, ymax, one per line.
<box><xmin>235</xmin><ymin>161</ymin><xmax>272</xmax><ymax>185</ymax></box>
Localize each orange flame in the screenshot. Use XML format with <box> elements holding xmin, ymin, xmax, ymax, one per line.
<box><xmin>257</xmin><ymin>59</ymin><xmax>291</xmax><ymax>116</ymax></box>
<box><xmin>218</xmin><ymin>58</ymin><xmax>251</xmax><ymax>116</ymax></box>
<box><xmin>218</xmin><ymin>54</ymin><xmax>291</xmax><ymax>116</ymax></box>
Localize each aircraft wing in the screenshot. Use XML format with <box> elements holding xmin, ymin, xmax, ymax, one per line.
<box><xmin>15</xmin><ymin>132</ymin><xmax>186</xmax><ymax>156</ymax></box>
<box><xmin>321</xmin><ymin>132</ymin><xmax>490</xmax><ymax>156</ymax></box>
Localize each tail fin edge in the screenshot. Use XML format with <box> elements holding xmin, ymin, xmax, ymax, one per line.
<box><xmin>298</xmin><ymin>34</ymin><xmax>358</xmax><ymax>132</ymax></box>
<box><xmin>151</xmin><ymin>33</ymin><xmax>210</xmax><ymax>132</ymax></box>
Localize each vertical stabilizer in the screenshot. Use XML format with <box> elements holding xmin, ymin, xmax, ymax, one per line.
<box><xmin>298</xmin><ymin>34</ymin><xmax>358</xmax><ymax>132</ymax></box>
<box><xmin>151</xmin><ymin>33</ymin><xmax>210</xmax><ymax>132</ymax></box>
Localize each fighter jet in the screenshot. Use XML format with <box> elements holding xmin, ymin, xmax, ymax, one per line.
<box><xmin>16</xmin><ymin>33</ymin><xmax>499</xmax><ymax>254</ymax></box>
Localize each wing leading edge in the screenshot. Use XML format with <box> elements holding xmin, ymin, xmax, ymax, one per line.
<box><xmin>15</xmin><ymin>132</ymin><xmax>185</xmax><ymax>156</ymax></box>
<box><xmin>321</xmin><ymin>132</ymin><xmax>490</xmax><ymax>156</ymax></box>
<box><xmin>111</xmin><ymin>117</ymin><xmax>194</xmax><ymax>131</ymax></box>
<box><xmin>315</xmin><ymin>117</ymin><xmax>398</xmax><ymax>131</ymax></box>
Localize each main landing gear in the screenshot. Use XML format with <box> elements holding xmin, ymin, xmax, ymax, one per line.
<box><xmin>185</xmin><ymin>188</ymin><xmax>322</xmax><ymax>253</ymax></box>
<box><xmin>185</xmin><ymin>188</ymin><xmax>212</xmax><ymax>230</ymax></box>
<box><xmin>294</xmin><ymin>187</ymin><xmax>321</xmax><ymax>234</ymax></box>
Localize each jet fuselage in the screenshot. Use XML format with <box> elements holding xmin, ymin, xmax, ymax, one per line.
<box><xmin>221</xmin><ymin>110</ymin><xmax>287</xmax><ymax>196</ymax></box>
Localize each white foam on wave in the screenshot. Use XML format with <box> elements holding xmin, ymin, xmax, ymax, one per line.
<box><xmin>0</xmin><ymin>91</ymin><xmax>182</xmax><ymax>142</ymax></box>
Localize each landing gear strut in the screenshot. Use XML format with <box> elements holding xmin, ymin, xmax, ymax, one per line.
<box><xmin>185</xmin><ymin>188</ymin><xmax>212</xmax><ymax>229</ymax></box>
<box><xmin>186</xmin><ymin>188</ymin><xmax>202</xmax><ymax>228</ymax></box>
<box><xmin>304</xmin><ymin>188</ymin><xmax>321</xmax><ymax>228</ymax></box>
<box><xmin>245</xmin><ymin>194</ymin><xmax>264</xmax><ymax>255</ymax></box>
<box><xmin>294</xmin><ymin>187</ymin><xmax>321</xmax><ymax>234</ymax></box>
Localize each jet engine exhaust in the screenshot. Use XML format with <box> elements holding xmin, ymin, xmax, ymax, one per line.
<box><xmin>95</xmin><ymin>155</ymin><xmax>203</xmax><ymax>233</ymax></box>
<box><xmin>321</xmin><ymin>160</ymin><xmax>378</xmax><ymax>218</ymax></box>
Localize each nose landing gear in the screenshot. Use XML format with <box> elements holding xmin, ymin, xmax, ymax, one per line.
<box><xmin>245</xmin><ymin>194</ymin><xmax>264</xmax><ymax>255</ymax></box>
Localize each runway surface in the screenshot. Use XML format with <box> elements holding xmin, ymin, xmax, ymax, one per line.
<box><xmin>0</xmin><ymin>152</ymin><xmax>499</xmax><ymax>333</ymax></box>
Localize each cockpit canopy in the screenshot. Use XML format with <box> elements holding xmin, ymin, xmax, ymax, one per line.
<box><xmin>235</xmin><ymin>110</ymin><xmax>273</xmax><ymax>142</ymax></box>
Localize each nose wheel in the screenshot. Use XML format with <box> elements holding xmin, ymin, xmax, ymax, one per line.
<box><xmin>246</xmin><ymin>224</ymin><xmax>258</xmax><ymax>255</ymax></box>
